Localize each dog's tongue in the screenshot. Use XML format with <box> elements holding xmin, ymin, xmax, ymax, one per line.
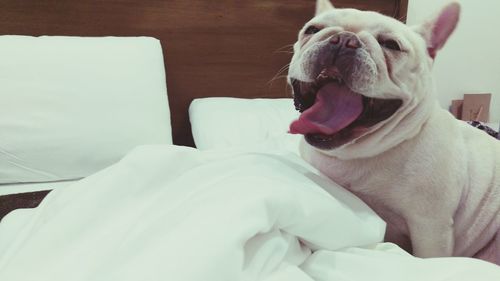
<box><xmin>290</xmin><ymin>83</ymin><xmax>363</xmax><ymax>135</ymax></box>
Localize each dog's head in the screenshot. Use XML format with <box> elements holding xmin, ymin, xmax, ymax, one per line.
<box><xmin>288</xmin><ymin>0</ymin><xmax>460</xmax><ymax>159</ymax></box>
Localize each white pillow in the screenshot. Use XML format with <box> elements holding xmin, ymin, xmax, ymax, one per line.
<box><xmin>0</xmin><ymin>36</ymin><xmax>172</xmax><ymax>184</ymax></box>
<box><xmin>189</xmin><ymin>97</ymin><xmax>300</xmax><ymax>150</ymax></box>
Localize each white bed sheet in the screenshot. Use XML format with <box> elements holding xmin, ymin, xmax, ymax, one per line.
<box><xmin>0</xmin><ymin>144</ymin><xmax>498</xmax><ymax>281</ymax></box>
<box><xmin>0</xmin><ymin>180</ymin><xmax>78</xmax><ymax>196</ymax></box>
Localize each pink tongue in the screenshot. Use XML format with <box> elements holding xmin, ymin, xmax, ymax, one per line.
<box><xmin>290</xmin><ymin>83</ymin><xmax>363</xmax><ymax>135</ymax></box>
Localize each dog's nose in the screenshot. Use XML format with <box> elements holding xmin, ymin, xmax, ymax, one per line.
<box><xmin>330</xmin><ymin>33</ymin><xmax>361</xmax><ymax>49</ymax></box>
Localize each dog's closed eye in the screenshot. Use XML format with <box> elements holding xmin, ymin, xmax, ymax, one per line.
<box><xmin>304</xmin><ymin>26</ymin><xmax>322</xmax><ymax>35</ymax></box>
<box><xmin>379</xmin><ymin>39</ymin><xmax>402</xmax><ymax>51</ymax></box>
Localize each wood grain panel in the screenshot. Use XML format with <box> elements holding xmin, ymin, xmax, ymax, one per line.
<box><xmin>0</xmin><ymin>0</ymin><xmax>408</xmax><ymax>220</ymax></box>
<box><xmin>0</xmin><ymin>0</ymin><xmax>407</xmax><ymax>147</ymax></box>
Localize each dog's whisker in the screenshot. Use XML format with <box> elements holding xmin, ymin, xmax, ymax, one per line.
<box><xmin>268</xmin><ymin>64</ymin><xmax>290</xmax><ymax>85</ymax></box>
<box><xmin>273</xmin><ymin>44</ymin><xmax>295</xmax><ymax>54</ymax></box>
<box><xmin>284</xmin><ymin>80</ymin><xmax>292</xmax><ymax>97</ymax></box>
<box><xmin>272</xmin><ymin>63</ymin><xmax>290</xmax><ymax>77</ymax></box>
<box><xmin>267</xmin><ymin>75</ymin><xmax>288</xmax><ymax>86</ymax></box>
<box><xmin>276</xmin><ymin>64</ymin><xmax>290</xmax><ymax>75</ymax></box>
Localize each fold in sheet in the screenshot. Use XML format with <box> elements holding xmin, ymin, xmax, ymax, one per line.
<box><xmin>0</xmin><ymin>145</ymin><xmax>498</xmax><ymax>280</ymax></box>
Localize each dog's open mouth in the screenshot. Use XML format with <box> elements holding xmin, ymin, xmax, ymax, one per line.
<box><xmin>290</xmin><ymin>67</ymin><xmax>402</xmax><ymax>149</ymax></box>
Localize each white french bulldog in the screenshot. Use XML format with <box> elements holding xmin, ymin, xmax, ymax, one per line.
<box><xmin>288</xmin><ymin>0</ymin><xmax>500</xmax><ymax>264</ymax></box>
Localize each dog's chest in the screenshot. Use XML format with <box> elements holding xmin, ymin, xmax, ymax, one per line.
<box><xmin>304</xmin><ymin>147</ymin><xmax>403</xmax><ymax>194</ymax></box>
<box><xmin>304</xmin><ymin>147</ymin><xmax>412</xmax><ymax>247</ymax></box>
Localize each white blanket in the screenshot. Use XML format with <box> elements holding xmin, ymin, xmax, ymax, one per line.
<box><xmin>0</xmin><ymin>145</ymin><xmax>498</xmax><ymax>280</ymax></box>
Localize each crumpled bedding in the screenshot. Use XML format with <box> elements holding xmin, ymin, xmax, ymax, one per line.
<box><xmin>0</xmin><ymin>145</ymin><xmax>498</xmax><ymax>280</ymax></box>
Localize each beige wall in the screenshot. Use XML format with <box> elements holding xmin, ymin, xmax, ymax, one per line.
<box><xmin>407</xmin><ymin>0</ymin><xmax>500</xmax><ymax>124</ymax></box>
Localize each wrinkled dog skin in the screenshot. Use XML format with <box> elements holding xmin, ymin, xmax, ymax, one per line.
<box><xmin>289</xmin><ymin>0</ymin><xmax>500</xmax><ymax>264</ymax></box>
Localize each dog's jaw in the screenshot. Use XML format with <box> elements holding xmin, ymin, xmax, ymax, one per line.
<box><xmin>289</xmin><ymin>71</ymin><xmax>403</xmax><ymax>151</ymax></box>
<box><xmin>287</xmin><ymin>7</ymin><xmax>441</xmax><ymax>159</ymax></box>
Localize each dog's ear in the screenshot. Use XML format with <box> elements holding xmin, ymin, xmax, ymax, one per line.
<box><xmin>316</xmin><ymin>0</ymin><xmax>335</xmax><ymax>16</ymax></box>
<box><xmin>415</xmin><ymin>2</ymin><xmax>460</xmax><ymax>59</ymax></box>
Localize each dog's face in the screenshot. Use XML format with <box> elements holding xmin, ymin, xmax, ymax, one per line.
<box><xmin>289</xmin><ymin>0</ymin><xmax>460</xmax><ymax>158</ymax></box>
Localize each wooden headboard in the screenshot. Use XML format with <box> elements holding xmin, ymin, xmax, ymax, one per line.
<box><xmin>0</xmin><ymin>0</ymin><xmax>408</xmax><ymax>147</ymax></box>
<box><xmin>0</xmin><ymin>0</ymin><xmax>408</xmax><ymax>220</ymax></box>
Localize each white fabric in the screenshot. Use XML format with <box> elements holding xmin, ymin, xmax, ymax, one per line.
<box><xmin>300</xmin><ymin>243</ymin><xmax>500</xmax><ymax>280</ymax></box>
<box><xmin>189</xmin><ymin>97</ymin><xmax>299</xmax><ymax>150</ymax></box>
<box><xmin>0</xmin><ymin>180</ymin><xmax>77</xmax><ymax>196</ymax></box>
<box><xmin>0</xmin><ymin>35</ymin><xmax>172</xmax><ymax>184</ymax></box>
<box><xmin>0</xmin><ymin>145</ymin><xmax>498</xmax><ymax>280</ymax></box>
<box><xmin>0</xmin><ymin>145</ymin><xmax>383</xmax><ymax>280</ymax></box>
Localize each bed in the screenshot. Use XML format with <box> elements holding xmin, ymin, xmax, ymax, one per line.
<box><xmin>1</xmin><ymin>1</ymin><xmax>500</xmax><ymax>280</ymax></box>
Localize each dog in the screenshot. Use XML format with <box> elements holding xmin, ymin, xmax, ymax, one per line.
<box><xmin>288</xmin><ymin>0</ymin><xmax>500</xmax><ymax>264</ymax></box>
